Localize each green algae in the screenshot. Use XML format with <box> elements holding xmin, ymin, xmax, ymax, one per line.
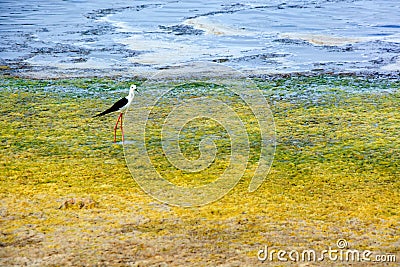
<box><xmin>0</xmin><ymin>75</ymin><xmax>399</xmax><ymax>265</ymax></box>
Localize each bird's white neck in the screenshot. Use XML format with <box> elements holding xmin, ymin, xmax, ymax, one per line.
<box><xmin>128</xmin><ymin>90</ymin><xmax>135</xmax><ymax>100</ymax></box>
<box><xmin>127</xmin><ymin>89</ymin><xmax>135</xmax><ymax>106</ymax></box>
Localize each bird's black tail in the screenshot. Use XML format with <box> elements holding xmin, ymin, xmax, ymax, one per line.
<box><xmin>93</xmin><ymin>97</ymin><xmax>128</xmax><ymax>118</ymax></box>
<box><xmin>93</xmin><ymin>108</ymin><xmax>114</xmax><ymax>118</ymax></box>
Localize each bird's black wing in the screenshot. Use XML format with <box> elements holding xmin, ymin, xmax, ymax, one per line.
<box><xmin>94</xmin><ymin>97</ymin><xmax>128</xmax><ymax>117</ymax></box>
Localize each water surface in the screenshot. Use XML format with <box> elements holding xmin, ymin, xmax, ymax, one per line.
<box><xmin>1</xmin><ymin>0</ymin><xmax>399</xmax><ymax>77</ymax></box>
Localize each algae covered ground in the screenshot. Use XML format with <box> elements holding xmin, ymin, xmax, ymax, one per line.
<box><xmin>0</xmin><ymin>75</ymin><xmax>399</xmax><ymax>266</ymax></box>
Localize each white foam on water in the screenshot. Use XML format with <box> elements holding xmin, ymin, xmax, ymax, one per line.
<box><xmin>381</xmin><ymin>59</ymin><xmax>400</xmax><ymax>71</ymax></box>
<box><xmin>381</xmin><ymin>33</ymin><xmax>400</xmax><ymax>43</ymax></box>
<box><xmin>26</xmin><ymin>56</ymin><xmax>114</xmax><ymax>70</ymax></box>
<box><xmin>183</xmin><ymin>16</ymin><xmax>255</xmax><ymax>36</ymax></box>
<box><xmin>119</xmin><ymin>35</ymin><xmax>239</xmax><ymax>66</ymax></box>
<box><xmin>120</xmin><ymin>36</ymin><xmax>198</xmax><ymax>65</ymax></box>
<box><xmin>279</xmin><ymin>33</ymin><xmax>375</xmax><ymax>46</ymax></box>
<box><xmin>98</xmin><ymin>14</ymin><xmax>253</xmax><ymax>67</ymax></box>
<box><xmin>97</xmin><ymin>15</ymin><xmax>142</xmax><ymax>33</ymax></box>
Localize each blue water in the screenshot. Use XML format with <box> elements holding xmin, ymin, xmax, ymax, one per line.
<box><xmin>0</xmin><ymin>0</ymin><xmax>399</xmax><ymax>77</ymax></box>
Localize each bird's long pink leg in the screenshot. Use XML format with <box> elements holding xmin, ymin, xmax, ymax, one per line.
<box><xmin>120</xmin><ymin>113</ymin><xmax>124</xmax><ymax>142</ymax></box>
<box><xmin>114</xmin><ymin>113</ymin><xmax>122</xmax><ymax>143</ymax></box>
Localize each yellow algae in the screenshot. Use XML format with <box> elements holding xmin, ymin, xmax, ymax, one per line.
<box><xmin>0</xmin><ymin>76</ymin><xmax>399</xmax><ymax>266</ymax></box>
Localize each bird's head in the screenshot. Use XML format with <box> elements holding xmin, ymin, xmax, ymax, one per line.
<box><xmin>128</xmin><ymin>84</ymin><xmax>137</xmax><ymax>98</ymax></box>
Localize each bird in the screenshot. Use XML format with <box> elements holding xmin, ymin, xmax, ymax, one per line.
<box><xmin>94</xmin><ymin>84</ymin><xmax>136</xmax><ymax>143</ymax></box>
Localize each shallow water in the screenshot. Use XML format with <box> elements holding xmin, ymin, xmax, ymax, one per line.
<box><xmin>1</xmin><ymin>0</ymin><xmax>399</xmax><ymax>77</ymax></box>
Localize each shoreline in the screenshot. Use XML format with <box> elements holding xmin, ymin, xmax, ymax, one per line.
<box><xmin>1</xmin><ymin>60</ymin><xmax>400</xmax><ymax>81</ymax></box>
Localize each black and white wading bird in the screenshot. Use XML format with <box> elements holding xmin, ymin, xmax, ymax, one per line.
<box><xmin>94</xmin><ymin>84</ymin><xmax>136</xmax><ymax>143</ymax></box>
